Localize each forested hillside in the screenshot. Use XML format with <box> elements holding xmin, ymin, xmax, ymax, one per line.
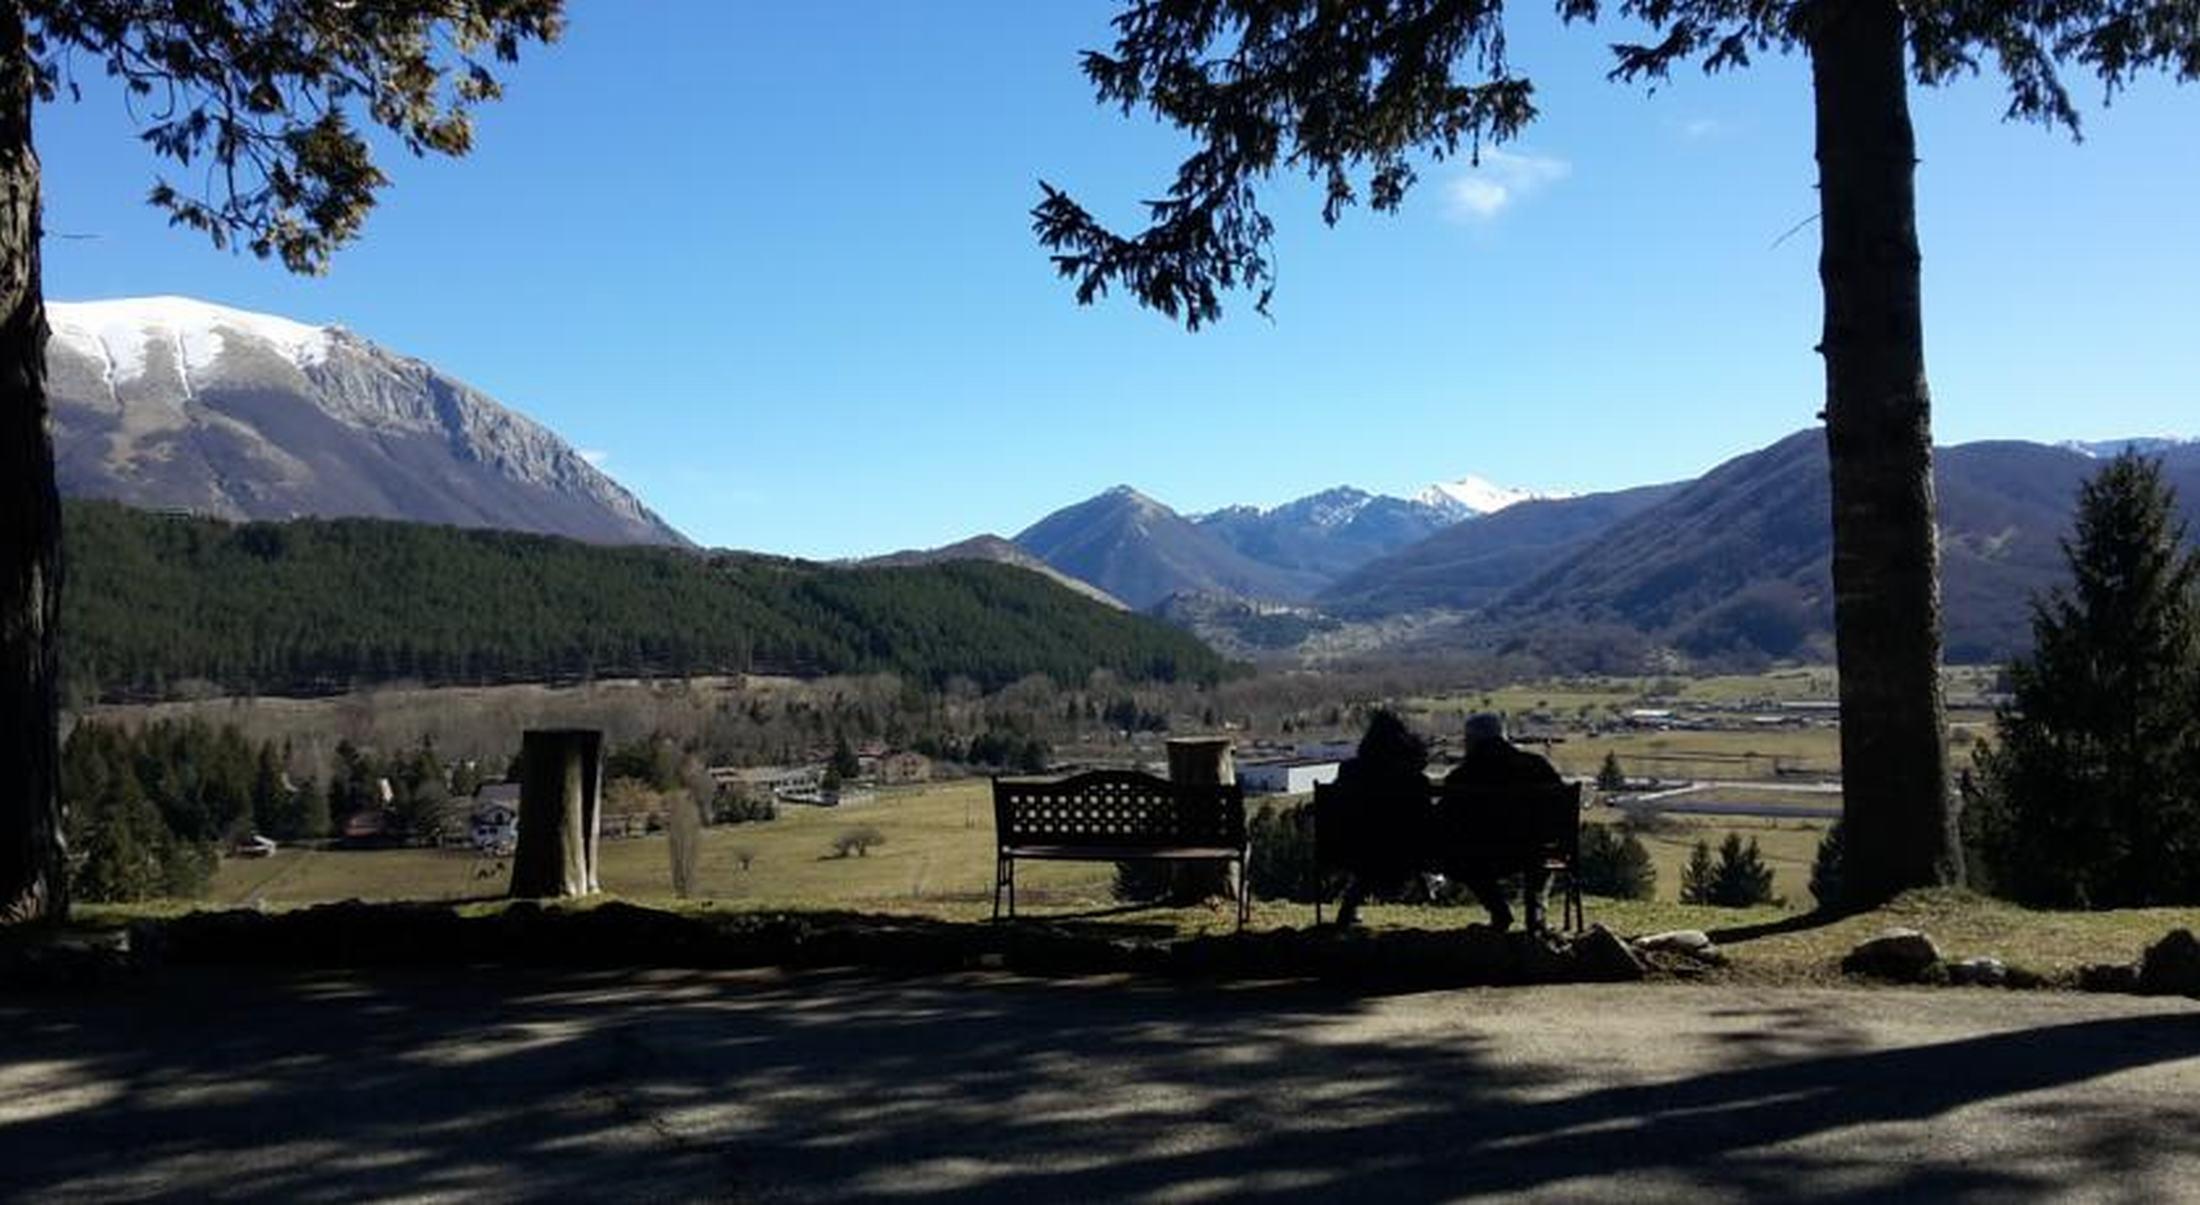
<box><xmin>61</xmin><ymin>502</ymin><xmax>1231</xmax><ymax>699</ymax></box>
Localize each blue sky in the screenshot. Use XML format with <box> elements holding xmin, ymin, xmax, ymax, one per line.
<box><xmin>37</xmin><ymin>2</ymin><xmax>2199</xmax><ymax>558</ymax></box>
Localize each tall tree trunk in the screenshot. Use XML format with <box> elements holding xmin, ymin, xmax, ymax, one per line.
<box><xmin>510</xmin><ymin>728</ymin><xmax>603</xmax><ymax>899</ymax></box>
<box><xmin>1810</xmin><ymin>0</ymin><xmax>1962</xmax><ymax>909</ymax></box>
<box><xmin>0</xmin><ymin>2</ymin><xmax>63</xmax><ymax>927</ymax></box>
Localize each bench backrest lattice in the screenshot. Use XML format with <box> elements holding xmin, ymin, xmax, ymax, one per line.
<box><xmin>995</xmin><ymin>770</ymin><xmax>1246</xmax><ymax>850</ymax></box>
<box><xmin>991</xmin><ymin>770</ymin><xmax>1250</xmax><ymax>929</ymax></box>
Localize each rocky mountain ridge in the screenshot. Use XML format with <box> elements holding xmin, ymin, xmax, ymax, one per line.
<box><xmin>48</xmin><ymin>297</ymin><xmax>685</xmax><ymax>546</ymax></box>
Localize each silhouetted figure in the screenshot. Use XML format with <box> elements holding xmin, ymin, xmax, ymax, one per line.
<box><xmin>1332</xmin><ymin>710</ymin><xmax>1433</xmax><ymax>926</ymax></box>
<box><xmin>1442</xmin><ymin>713</ymin><xmax>1563</xmax><ymax>932</ymax></box>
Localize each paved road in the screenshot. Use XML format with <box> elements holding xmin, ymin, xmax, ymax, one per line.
<box><xmin>4</xmin><ymin>967</ymin><xmax>2197</xmax><ymax>1202</ymax></box>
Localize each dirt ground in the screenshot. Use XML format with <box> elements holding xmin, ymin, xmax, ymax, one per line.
<box><xmin>4</xmin><ymin>966</ymin><xmax>2196</xmax><ymax>1202</ymax></box>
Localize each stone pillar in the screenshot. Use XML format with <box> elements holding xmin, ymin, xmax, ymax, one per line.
<box><xmin>1165</xmin><ymin>736</ymin><xmax>1239</xmax><ymax>903</ymax></box>
<box><xmin>1166</xmin><ymin>736</ymin><xmax>1235</xmax><ymax>787</ymax></box>
<box><xmin>510</xmin><ymin>729</ymin><xmax>604</xmax><ymax>899</ymax></box>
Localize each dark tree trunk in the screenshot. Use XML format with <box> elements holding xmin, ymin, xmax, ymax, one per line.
<box><xmin>1809</xmin><ymin>0</ymin><xmax>1963</xmax><ymax>909</ymax></box>
<box><xmin>0</xmin><ymin>2</ymin><xmax>64</xmax><ymax>926</ymax></box>
<box><xmin>510</xmin><ymin>729</ymin><xmax>603</xmax><ymax>899</ymax></box>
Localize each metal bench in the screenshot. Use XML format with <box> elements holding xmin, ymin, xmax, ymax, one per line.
<box><xmin>992</xmin><ymin>770</ymin><xmax>1251</xmax><ymax>930</ymax></box>
<box><xmin>1313</xmin><ymin>780</ymin><xmax>1585</xmax><ymax>930</ymax></box>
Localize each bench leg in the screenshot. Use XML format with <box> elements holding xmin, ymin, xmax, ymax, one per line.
<box><xmin>1235</xmin><ymin>854</ymin><xmax>1249</xmax><ymax>932</ymax></box>
<box><xmin>993</xmin><ymin>855</ymin><xmax>1011</xmax><ymax>922</ymax></box>
<box><xmin>1566</xmin><ymin>870</ymin><xmax>1585</xmax><ymax>933</ymax></box>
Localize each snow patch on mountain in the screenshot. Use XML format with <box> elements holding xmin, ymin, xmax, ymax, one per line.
<box><xmin>50</xmin><ymin>296</ymin><xmax>334</xmax><ymax>382</ymax></box>
<box><xmin>2058</xmin><ymin>436</ymin><xmax>2198</xmax><ymax>459</ymax></box>
<box><xmin>1415</xmin><ymin>474</ymin><xmax>1569</xmax><ymax>518</ymax></box>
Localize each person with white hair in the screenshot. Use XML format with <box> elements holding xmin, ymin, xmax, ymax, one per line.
<box><xmin>1442</xmin><ymin>712</ymin><xmax>1563</xmax><ymax>932</ymax></box>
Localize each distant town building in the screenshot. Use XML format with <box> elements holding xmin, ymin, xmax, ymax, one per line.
<box><xmin>1237</xmin><ymin>758</ymin><xmax>1342</xmax><ymax>795</ymax></box>
<box><xmin>340</xmin><ymin>808</ymin><xmax>391</xmax><ymax>845</ymax></box>
<box><xmin>875</xmin><ymin>751</ymin><xmax>932</xmax><ymax>784</ymax></box>
<box><xmin>470</xmin><ymin>783</ymin><xmax>521</xmax><ymax>854</ymax></box>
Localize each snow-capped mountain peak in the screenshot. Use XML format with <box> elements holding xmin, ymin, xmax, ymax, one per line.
<box><xmin>44</xmin><ymin>294</ymin><xmax>686</xmax><ymax>546</ymax></box>
<box><xmin>49</xmin><ymin>296</ymin><xmax>336</xmax><ymax>382</ymax></box>
<box><xmin>1414</xmin><ymin>474</ymin><xmax>1565</xmax><ymax>519</ymax></box>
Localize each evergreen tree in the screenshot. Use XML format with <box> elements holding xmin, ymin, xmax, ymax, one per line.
<box><xmin>250</xmin><ymin>742</ymin><xmax>290</xmax><ymax>840</ymax></box>
<box><xmin>1679</xmin><ymin>839</ymin><xmax>1717</xmax><ymax>906</ymax></box>
<box><xmin>1596</xmin><ymin>752</ymin><xmax>1627</xmax><ymax>793</ymax></box>
<box><xmin>295</xmin><ymin>777</ymin><xmax>332</xmax><ymax>842</ymax></box>
<box><xmin>829</xmin><ymin>735</ymin><xmax>862</xmax><ymax>782</ymax></box>
<box><xmin>0</xmin><ymin>1</ymin><xmax>565</xmax><ymax>925</ymax></box>
<box><xmin>1039</xmin><ymin>0</ymin><xmax>2200</xmax><ymax>913</ymax></box>
<box><xmin>1810</xmin><ymin>822</ymin><xmax>1846</xmax><ymax>912</ymax></box>
<box><xmin>1971</xmin><ymin>453</ymin><xmax>2200</xmax><ymax>907</ymax></box>
<box><xmin>1709</xmin><ymin>833</ymin><xmax>1780</xmax><ymax>908</ymax></box>
<box><xmin>1576</xmin><ymin>823</ymin><xmax>1656</xmax><ymax>901</ymax></box>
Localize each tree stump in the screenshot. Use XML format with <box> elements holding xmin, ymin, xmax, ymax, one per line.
<box><xmin>1166</xmin><ymin>736</ymin><xmax>1238</xmax><ymax>904</ymax></box>
<box><xmin>510</xmin><ymin>729</ymin><xmax>604</xmax><ymax>899</ymax></box>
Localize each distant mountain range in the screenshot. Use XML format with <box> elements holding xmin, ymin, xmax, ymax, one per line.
<box><xmin>1008</xmin><ymin>479</ymin><xmax>1551</xmax><ymax>609</ymax></box>
<box><xmin>45</xmin><ymin>294</ymin><xmax>2197</xmax><ymax>673</ymax></box>
<box><xmin>48</xmin><ymin>297</ymin><xmax>685</xmax><ymax>546</ymax></box>
<box><xmin>975</xmin><ymin>431</ymin><xmax>2200</xmax><ymax>667</ymax></box>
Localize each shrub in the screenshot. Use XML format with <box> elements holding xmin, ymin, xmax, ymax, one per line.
<box><xmin>1595</xmin><ymin>751</ymin><xmax>1627</xmax><ymax>792</ymax></box>
<box><xmin>1576</xmin><ymin>823</ymin><xmax>1656</xmax><ymax>900</ymax></box>
<box><xmin>665</xmin><ymin>790</ymin><xmax>703</xmax><ymax>898</ymax></box>
<box><xmin>1809</xmin><ymin>822</ymin><xmax>1845</xmax><ymax>910</ymax></box>
<box><xmin>1247</xmin><ymin>801</ymin><xmax>1327</xmax><ymax>902</ymax></box>
<box><xmin>831</xmin><ymin>826</ymin><xmax>886</xmax><ymax>858</ymax></box>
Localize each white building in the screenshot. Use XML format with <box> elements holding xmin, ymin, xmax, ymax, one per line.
<box><xmin>470</xmin><ymin>784</ymin><xmax>521</xmax><ymax>855</ymax></box>
<box><xmin>1237</xmin><ymin>759</ymin><xmax>1342</xmax><ymax>795</ymax></box>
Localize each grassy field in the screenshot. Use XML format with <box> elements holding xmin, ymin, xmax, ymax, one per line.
<box><xmin>214</xmin><ymin>780</ymin><xmax>1121</xmax><ymax>915</ymax></box>
<box><xmin>170</xmin><ymin>778</ymin><xmax>2200</xmax><ymax>983</ymax></box>
<box><xmin>209</xmin><ymin>778</ymin><xmax>1835</xmax><ymax>918</ymax></box>
<box><xmin>1582</xmin><ymin>805</ymin><xmax>1831</xmax><ymax>907</ymax></box>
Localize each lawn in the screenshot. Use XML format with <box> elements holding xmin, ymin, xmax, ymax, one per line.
<box><xmin>212</xmin><ymin>779</ymin><xmax>1120</xmax><ymax>914</ymax></box>
<box><xmin>182</xmin><ymin>777</ymin><xmax>2195</xmax><ymax>987</ymax></box>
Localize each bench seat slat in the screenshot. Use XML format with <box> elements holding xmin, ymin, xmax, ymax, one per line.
<box><xmin>1003</xmin><ymin>844</ymin><xmax>1244</xmax><ymax>861</ymax></box>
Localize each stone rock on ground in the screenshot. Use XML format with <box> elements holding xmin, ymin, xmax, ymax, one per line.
<box><xmin>1842</xmin><ymin>927</ymin><xmax>1942</xmax><ymax>982</ymax></box>
<box><xmin>2138</xmin><ymin>929</ymin><xmax>2200</xmax><ymax>997</ymax></box>
<box><xmin>2079</xmin><ymin>961</ymin><xmax>2142</xmax><ymax>994</ymax></box>
<box><xmin>1572</xmin><ymin>925</ymin><xmax>1647</xmax><ymax>982</ymax></box>
<box><xmin>1945</xmin><ymin>956</ymin><xmax>2008</xmax><ymax>987</ymax></box>
<box><xmin>1634</xmin><ymin>929</ymin><xmax>1727</xmax><ymax>966</ymax></box>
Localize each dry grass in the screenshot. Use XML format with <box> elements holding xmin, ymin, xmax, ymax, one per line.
<box><xmin>140</xmin><ymin>776</ymin><xmax>2193</xmax><ymax>989</ymax></box>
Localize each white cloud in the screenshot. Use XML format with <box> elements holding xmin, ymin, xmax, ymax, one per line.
<box><xmin>578</xmin><ymin>448</ymin><xmax>611</xmax><ymax>467</ymax></box>
<box><xmin>1444</xmin><ymin>149</ymin><xmax>1571</xmax><ymax>222</ymax></box>
<box><xmin>1674</xmin><ymin>116</ymin><xmax>1727</xmax><ymax>141</ymax></box>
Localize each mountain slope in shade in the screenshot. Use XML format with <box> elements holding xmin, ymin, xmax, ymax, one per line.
<box><xmin>855</xmin><ymin>534</ymin><xmax>1129</xmax><ymax>609</ymax></box>
<box><xmin>1488</xmin><ymin>431</ymin><xmax>2200</xmax><ymax>663</ymax></box>
<box><xmin>1014</xmin><ymin>485</ymin><xmax>1314</xmax><ymax>608</ymax></box>
<box><xmin>1320</xmin><ymin>481</ymin><xmax>1686</xmax><ymax>617</ymax></box>
<box><xmin>48</xmin><ymin>296</ymin><xmax>686</xmax><ymax>546</ymax></box>
<box><xmin>1194</xmin><ymin>486</ymin><xmax>1456</xmax><ymax>585</ymax></box>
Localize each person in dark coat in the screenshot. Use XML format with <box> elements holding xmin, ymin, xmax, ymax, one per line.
<box><xmin>1442</xmin><ymin>712</ymin><xmax>1564</xmax><ymax>932</ymax></box>
<box><xmin>1330</xmin><ymin>710</ymin><xmax>1433</xmax><ymax>926</ymax></box>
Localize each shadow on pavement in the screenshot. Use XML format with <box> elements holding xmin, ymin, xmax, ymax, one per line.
<box><xmin>2</xmin><ymin>967</ymin><xmax>2196</xmax><ymax>1201</ymax></box>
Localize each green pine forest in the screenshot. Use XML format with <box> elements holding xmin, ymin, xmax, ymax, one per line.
<box><xmin>61</xmin><ymin>501</ymin><xmax>1233</xmax><ymax>700</ymax></box>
